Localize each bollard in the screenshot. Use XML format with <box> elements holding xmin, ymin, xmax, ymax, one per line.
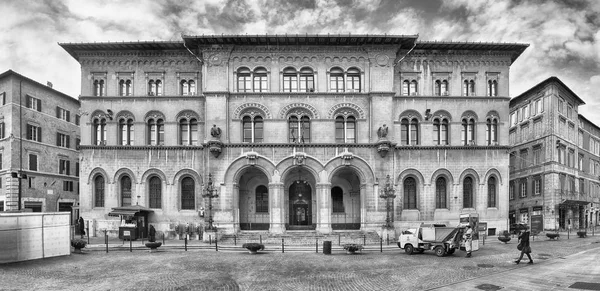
<box><xmin>483</xmin><ymin>234</ymin><xmax>486</xmax><ymax>245</ymax></box>
<box><xmin>260</xmin><ymin>235</ymin><xmax>262</xmax><ymax>245</ymax></box>
<box><xmin>380</xmin><ymin>237</ymin><xmax>383</xmax><ymax>253</ymax></box>
<box><xmin>316</xmin><ymin>238</ymin><xmax>318</xmax><ymax>253</ymax></box>
<box><xmin>282</xmin><ymin>238</ymin><xmax>285</xmax><ymax>253</ymax></box>
<box><xmin>163</xmin><ymin>233</ymin><xmax>165</xmax><ymax>245</ymax></box>
<box><xmin>234</xmin><ymin>235</ymin><xmax>237</xmax><ymax>245</ymax></box>
<box><xmin>185</xmin><ymin>237</ymin><xmax>187</xmax><ymax>251</ymax></box>
<box><xmin>209</xmin><ymin>235</ymin><xmax>212</xmax><ymax>245</ymax></box>
<box><xmin>338</xmin><ymin>234</ymin><xmax>341</xmax><ymax>246</ymax></box>
<box><xmin>387</xmin><ymin>234</ymin><xmax>389</xmax><ymax>245</ymax></box>
<box><xmin>363</xmin><ymin>235</ymin><xmax>366</xmax><ymax>246</ymax></box>
<box><xmin>87</xmin><ymin>226</ymin><xmax>90</xmax><ymax>244</ymax></box>
<box><xmin>129</xmin><ymin>236</ymin><xmax>132</xmax><ymax>252</ymax></box>
<box><xmin>105</xmin><ymin>230</ymin><xmax>108</xmax><ymax>253</ymax></box>
<box><xmin>568</xmin><ymin>228</ymin><xmax>570</xmax><ymax>240</ymax></box>
<box><xmin>215</xmin><ymin>238</ymin><xmax>218</xmax><ymax>252</ymax></box>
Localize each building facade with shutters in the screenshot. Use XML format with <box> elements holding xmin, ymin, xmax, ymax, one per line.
<box><xmin>509</xmin><ymin>77</ymin><xmax>600</xmax><ymax>231</ymax></box>
<box><xmin>60</xmin><ymin>35</ymin><xmax>527</xmax><ymax>238</ymax></box>
<box><xmin>0</xmin><ymin>70</ymin><xmax>81</xmax><ymax>215</ymax></box>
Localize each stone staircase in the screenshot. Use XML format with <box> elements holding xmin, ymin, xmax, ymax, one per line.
<box><xmin>220</xmin><ymin>230</ymin><xmax>387</xmax><ymax>246</ymax></box>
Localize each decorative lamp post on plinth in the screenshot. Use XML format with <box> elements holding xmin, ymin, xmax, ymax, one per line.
<box><xmin>202</xmin><ymin>174</ymin><xmax>219</xmax><ymax>242</ymax></box>
<box><xmin>379</xmin><ymin>174</ymin><xmax>397</xmax><ymax>239</ymax></box>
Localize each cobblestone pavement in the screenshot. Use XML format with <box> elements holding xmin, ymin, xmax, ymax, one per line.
<box><xmin>1</xmin><ymin>233</ymin><xmax>600</xmax><ymax>291</ymax></box>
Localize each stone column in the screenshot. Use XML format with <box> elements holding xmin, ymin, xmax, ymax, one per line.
<box><xmin>316</xmin><ymin>183</ymin><xmax>332</xmax><ymax>234</ymax></box>
<box><xmin>360</xmin><ymin>184</ymin><xmax>367</xmax><ymax>229</ymax></box>
<box><xmin>232</xmin><ymin>183</ymin><xmax>240</xmax><ymax>233</ymax></box>
<box><xmin>269</xmin><ymin>182</ymin><xmax>285</xmax><ymax>234</ymax></box>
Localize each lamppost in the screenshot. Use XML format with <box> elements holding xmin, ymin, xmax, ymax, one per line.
<box><xmin>202</xmin><ymin>174</ymin><xmax>219</xmax><ymax>230</ymax></box>
<box><xmin>379</xmin><ymin>175</ymin><xmax>396</xmax><ymax>229</ymax></box>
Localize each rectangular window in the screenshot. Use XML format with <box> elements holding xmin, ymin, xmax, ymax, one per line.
<box><xmin>63</xmin><ymin>181</ymin><xmax>74</xmax><ymax>192</ymax></box>
<box><xmin>76</xmin><ymin>162</ymin><xmax>79</xmax><ymax>177</ymax></box>
<box><xmin>0</xmin><ymin>92</ymin><xmax>5</xmax><ymax>105</ymax></box>
<box><xmin>0</xmin><ymin>122</ymin><xmax>5</xmax><ymax>139</ymax></box>
<box><xmin>533</xmin><ymin>176</ymin><xmax>542</xmax><ymax>196</ymax></box>
<box><xmin>520</xmin><ymin>179</ymin><xmax>527</xmax><ymax>198</ymax></box>
<box><xmin>29</xmin><ymin>154</ymin><xmax>38</xmax><ymax>171</ymax></box>
<box><xmin>580</xmin><ymin>178</ymin><xmax>585</xmax><ymax>195</ymax></box>
<box><xmin>568</xmin><ymin>149</ymin><xmax>574</xmax><ymax>168</ymax></box>
<box><xmin>26</xmin><ymin>95</ymin><xmax>42</xmax><ymax>112</ymax></box>
<box><xmin>56</xmin><ymin>133</ymin><xmax>70</xmax><ymax>148</ymax></box>
<box><xmin>533</xmin><ymin>145</ymin><xmax>542</xmax><ymax>165</ymax></box>
<box><xmin>56</xmin><ymin>107</ymin><xmax>70</xmax><ymax>122</ymax></box>
<box><xmin>59</xmin><ymin>159</ymin><xmax>70</xmax><ymax>175</ymax></box>
<box><xmin>578</xmin><ymin>154</ymin><xmax>584</xmax><ymax>171</ymax></box>
<box><xmin>509</xmin><ymin>182</ymin><xmax>515</xmax><ymax>200</ymax></box>
<box><xmin>26</xmin><ymin>124</ymin><xmax>42</xmax><ymax>142</ymax></box>
<box><xmin>520</xmin><ymin>150</ymin><xmax>528</xmax><ymax>168</ymax></box>
<box><xmin>75</xmin><ymin>114</ymin><xmax>80</xmax><ymax>126</ymax></box>
<box><xmin>255</xmin><ymin>192</ymin><xmax>268</xmax><ymax>213</ymax></box>
<box><xmin>0</xmin><ymin>200</ymin><xmax>3</xmax><ymax>211</ymax></box>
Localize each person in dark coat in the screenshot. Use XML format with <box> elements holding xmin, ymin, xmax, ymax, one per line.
<box><xmin>148</xmin><ymin>225</ymin><xmax>156</xmax><ymax>242</ymax></box>
<box><xmin>515</xmin><ymin>225</ymin><xmax>533</xmax><ymax>264</ymax></box>
<box><xmin>78</xmin><ymin>217</ymin><xmax>85</xmax><ymax>238</ymax></box>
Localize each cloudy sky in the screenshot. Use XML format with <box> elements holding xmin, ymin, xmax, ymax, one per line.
<box><xmin>2</xmin><ymin>0</ymin><xmax>600</xmax><ymax>122</ymax></box>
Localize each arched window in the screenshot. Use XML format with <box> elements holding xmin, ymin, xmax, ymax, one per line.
<box><xmin>119</xmin><ymin>118</ymin><xmax>134</xmax><ymax>146</ymax></box>
<box><xmin>335</xmin><ymin>115</ymin><xmax>356</xmax><ymax>143</ymax></box>
<box><xmin>402</xmin><ymin>79</ymin><xmax>419</xmax><ymax>96</ymax></box>
<box><xmin>93</xmin><ymin>118</ymin><xmax>107</xmax><ymax>145</ymax></box>
<box><xmin>346</xmin><ymin>68</ymin><xmax>361</xmax><ymax>92</ymax></box>
<box><xmin>435</xmin><ymin>79</ymin><xmax>448</xmax><ymax>96</ymax></box>
<box><xmin>283</xmin><ymin>67</ymin><xmax>298</xmax><ymax>92</ymax></box>
<box><xmin>401</xmin><ymin>117</ymin><xmax>419</xmax><ymax>145</ymax></box>
<box><xmin>463</xmin><ymin>80</ymin><xmax>475</xmax><ymax>96</ymax></box>
<box><xmin>255</xmin><ymin>185</ymin><xmax>268</xmax><ymax>213</ymax></box>
<box><xmin>181</xmin><ymin>177</ymin><xmax>195</xmax><ymax>210</ymax></box>
<box><xmin>404</xmin><ymin>177</ymin><xmax>417</xmax><ymax>209</ymax></box>
<box><xmin>289</xmin><ymin>115</ymin><xmax>310</xmax><ymax>143</ymax></box>
<box><xmin>121</xmin><ymin>176</ymin><xmax>132</xmax><ymax>206</ymax></box>
<box><xmin>120</xmin><ymin>80</ymin><xmax>132</xmax><ymax>96</ymax></box>
<box><xmin>488</xmin><ymin>80</ymin><xmax>498</xmax><ymax>96</ymax></box>
<box><xmin>179</xmin><ymin>118</ymin><xmax>198</xmax><ymax>145</ymax></box>
<box><xmin>149</xmin><ymin>176</ymin><xmax>162</xmax><ymax>209</ymax></box>
<box><xmin>147</xmin><ymin>118</ymin><xmax>165</xmax><ymax>145</ymax></box>
<box><xmin>253</xmin><ymin>67</ymin><xmax>268</xmax><ymax>92</ymax></box>
<box><xmin>94</xmin><ymin>80</ymin><xmax>105</xmax><ymax>96</ymax></box>
<box><xmin>433</xmin><ymin>118</ymin><xmax>449</xmax><ymax>145</ymax></box>
<box><xmin>148</xmin><ymin>79</ymin><xmax>162</xmax><ymax>96</ymax></box>
<box><xmin>180</xmin><ymin>80</ymin><xmax>189</xmax><ymax>95</ymax></box>
<box><xmin>488</xmin><ymin>177</ymin><xmax>497</xmax><ymax>208</ymax></box>
<box><xmin>486</xmin><ymin>118</ymin><xmax>498</xmax><ymax>145</ymax></box>
<box><xmin>242</xmin><ymin>116</ymin><xmax>264</xmax><ymax>143</ymax></box>
<box><xmin>436</xmin><ymin>177</ymin><xmax>447</xmax><ymax>209</ymax></box>
<box><xmin>329</xmin><ymin>67</ymin><xmax>344</xmax><ymax>92</ymax></box>
<box><xmin>237</xmin><ymin>67</ymin><xmax>252</xmax><ymax>92</ymax></box>
<box><xmin>462</xmin><ymin>118</ymin><xmax>476</xmax><ymax>145</ymax></box>
<box><xmin>463</xmin><ymin>177</ymin><xmax>473</xmax><ymax>208</ymax></box>
<box><xmin>331</xmin><ymin>186</ymin><xmax>344</xmax><ymax>212</ymax></box>
<box><xmin>94</xmin><ymin>175</ymin><xmax>105</xmax><ymax>207</ymax></box>
<box><xmin>299</xmin><ymin>67</ymin><xmax>315</xmax><ymax>92</ymax></box>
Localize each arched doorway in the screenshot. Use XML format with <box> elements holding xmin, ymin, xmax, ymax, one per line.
<box><xmin>330</xmin><ymin>168</ymin><xmax>361</xmax><ymax>230</ymax></box>
<box><xmin>238</xmin><ymin>167</ymin><xmax>270</xmax><ymax>230</ymax></box>
<box><xmin>286</xmin><ymin>167</ymin><xmax>316</xmax><ymax>230</ymax></box>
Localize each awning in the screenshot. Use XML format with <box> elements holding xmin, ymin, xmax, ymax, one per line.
<box><xmin>108</xmin><ymin>205</ymin><xmax>154</xmax><ymax>217</ymax></box>
<box><xmin>560</xmin><ymin>200</ymin><xmax>591</xmax><ymax>206</ymax></box>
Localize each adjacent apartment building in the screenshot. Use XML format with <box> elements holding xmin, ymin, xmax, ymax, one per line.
<box><xmin>509</xmin><ymin>77</ymin><xmax>600</xmax><ymax>231</ymax></box>
<box><xmin>60</xmin><ymin>35</ymin><xmax>527</xmax><ymax>238</ymax></box>
<box><xmin>0</xmin><ymin>70</ymin><xmax>81</xmax><ymax>215</ymax></box>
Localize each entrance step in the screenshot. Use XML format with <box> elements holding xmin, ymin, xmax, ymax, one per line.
<box><xmin>220</xmin><ymin>230</ymin><xmax>383</xmax><ymax>246</ymax></box>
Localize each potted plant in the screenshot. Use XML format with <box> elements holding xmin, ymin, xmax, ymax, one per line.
<box><xmin>577</xmin><ymin>230</ymin><xmax>587</xmax><ymax>238</ymax></box>
<box><xmin>145</xmin><ymin>225</ymin><xmax>162</xmax><ymax>252</ymax></box>
<box><xmin>497</xmin><ymin>230</ymin><xmax>511</xmax><ymax>243</ymax></box>
<box><xmin>242</xmin><ymin>242</ymin><xmax>264</xmax><ymax>254</ymax></box>
<box><xmin>71</xmin><ymin>239</ymin><xmax>87</xmax><ymax>254</ymax></box>
<box><xmin>343</xmin><ymin>243</ymin><xmax>363</xmax><ymax>254</ymax></box>
<box><xmin>546</xmin><ymin>231</ymin><xmax>560</xmax><ymax>240</ymax></box>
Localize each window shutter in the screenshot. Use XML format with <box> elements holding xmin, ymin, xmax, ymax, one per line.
<box><xmin>56</xmin><ymin>133</ymin><xmax>60</xmax><ymax>146</ymax></box>
<box><xmin>26</xmin><ymin>125</ymin><xmax>32</xmax><ymax>140</ymax></box>
<box><xmin>37</xmin><ymin>99</ymin><xmax>42</xmax><ymax>112</ymax></box>
<box><xmin>56</xmin><ymin>107</ymin><xmax>60</xmax><ymax>118</ymax></box>
<box><xmin>37</xmin><ymin>127</ymin><xmax>42</xmax><ymax>142</ymax></box>
<box><xmin>67</xmin><ymin>136</ymin><xmax>70</xmax><ymax>148</ymax></box>
<box><xmin>26</xmin><ymin>96</ymin><xmax>31</xmax><ymax>108</ymax></box>
<box><xmin>66</xmin><ymin>161</ymin><xmax>70</xmax><ymax>176</ymax></box>
<box><xmin>66</xmin><ymin>111</ymin><xmax>71</xmax><ymax>122</ymax></box>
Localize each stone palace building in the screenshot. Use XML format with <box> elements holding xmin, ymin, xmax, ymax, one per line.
<box><xmin>60</xmin><ymin>35</ymin><xmax>528</xmax><ymax>238</ymax></box>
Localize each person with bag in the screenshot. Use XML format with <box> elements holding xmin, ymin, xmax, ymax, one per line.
<box><xmin>78</xmin><ymin>217</ymin><xmax>86</xmax><ymax>239</ymax></box>
<box><xmin>514</xmin><ymin>225</ymin><xmax>533</xmax><ymax>264</ymax></box>
<box><xmin>463</xmin><ymin>225</ymin><xmax>473</xmax><ymax>258</ymax></box>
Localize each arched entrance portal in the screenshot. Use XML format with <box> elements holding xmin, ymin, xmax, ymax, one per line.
<box><xmin>331</xmin><ymin>168</ymin><xmax>361</xmax><ymax>230</ymax></box>
<box><xmin>238</xmin><ymin>167</ymin><xmax>270</xmax><ymax>231</ymax></box>
<box><xmin>286</xmin><ymin>167</ymin><xmax>316</xmax><ymax>230</ymax></box>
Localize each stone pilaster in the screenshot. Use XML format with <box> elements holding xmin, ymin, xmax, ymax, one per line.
<box><xmin>269</xmin><ymin>182</ymin><xmax>285</xmax><ymax>234</ymax></box>
<box><xmin>316</xmin><ymin>183</ymin><xmax>332</xmax><ymax>233</ymax></box>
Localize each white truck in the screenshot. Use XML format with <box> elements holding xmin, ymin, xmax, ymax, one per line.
<box><xmin>397</xmin><ymin>224</ymin><xmax>463</xmax><ymax>257</ymax></box>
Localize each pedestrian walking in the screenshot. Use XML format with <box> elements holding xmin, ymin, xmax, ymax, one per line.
<box><xmin>78</xmin><ymin>217</ymin><xmax>85</xmax><ymax>239</ymax></box>
<box><xmin>463</xmin><ymin>225</ymin><xmax>473</xmax><ymax>258</ymax></box>
<box><xmin>515</xmin><ymin>225</ymin><xmax>533</xmax><ymax>264</ymax></box>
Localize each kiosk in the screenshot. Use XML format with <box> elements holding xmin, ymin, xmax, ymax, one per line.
<box><xmin>108</xmin><ymin>205</ymin><xmax>153</xmax><ymax>240</ymax></box>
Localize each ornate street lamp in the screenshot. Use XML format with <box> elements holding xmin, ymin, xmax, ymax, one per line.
<box><xmin>379</xmin><ymin>175</ymin><xmax>396</xmax><ymax>229</ymax></box>
<box><xmin>203</xmin><ymin>174</ymin><xmax>219</xmax><ymax>230</ymax></box>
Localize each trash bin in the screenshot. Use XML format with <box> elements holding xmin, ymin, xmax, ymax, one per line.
<box><xmin>323</xmin><ymin>240</ymin><xmax>332</xmax><ymax>255</ymax></box>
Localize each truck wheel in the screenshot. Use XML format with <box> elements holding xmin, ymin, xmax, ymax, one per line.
<box><xmin>405</xmin><ymin>244</ymin><xmax>414</xmax><ymax>255</ymax></box>
<box><xmin>434</xmin><ymin>246</ymin><xmax>446</xmax><ymax>257</ymax></box>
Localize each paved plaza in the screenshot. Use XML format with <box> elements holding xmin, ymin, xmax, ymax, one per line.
<box><xmin>1</xmin><ymin>232</ymin><xmax>600</xmax><ymax>291</ymax></box>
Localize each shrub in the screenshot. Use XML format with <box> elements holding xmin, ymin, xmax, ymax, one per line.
<box><xmin>343</xmin><ymin>243</ymin><xmax>363</xmax><ymax>252</ymax></box>
<box><xmin>71</xmin><ymin>239</ymin><xmax>87</xmax><ymax>249</ymax></box>
<box><xmin>242</xmin><ymin>243</ymin><xmax>265</xmax><ymax>252</ymax></box>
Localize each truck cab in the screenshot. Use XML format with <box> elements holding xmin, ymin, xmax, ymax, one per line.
<box><xmin>398</xmin><ymin>224</ymin><xmax>462</xmax><ymax>257</ymax></box>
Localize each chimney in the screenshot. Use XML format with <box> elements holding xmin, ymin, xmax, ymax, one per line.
<box><xmin>47</xmin><ymin>81</ymin><xmax>53</xmax><ymax>88</ymax></box>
